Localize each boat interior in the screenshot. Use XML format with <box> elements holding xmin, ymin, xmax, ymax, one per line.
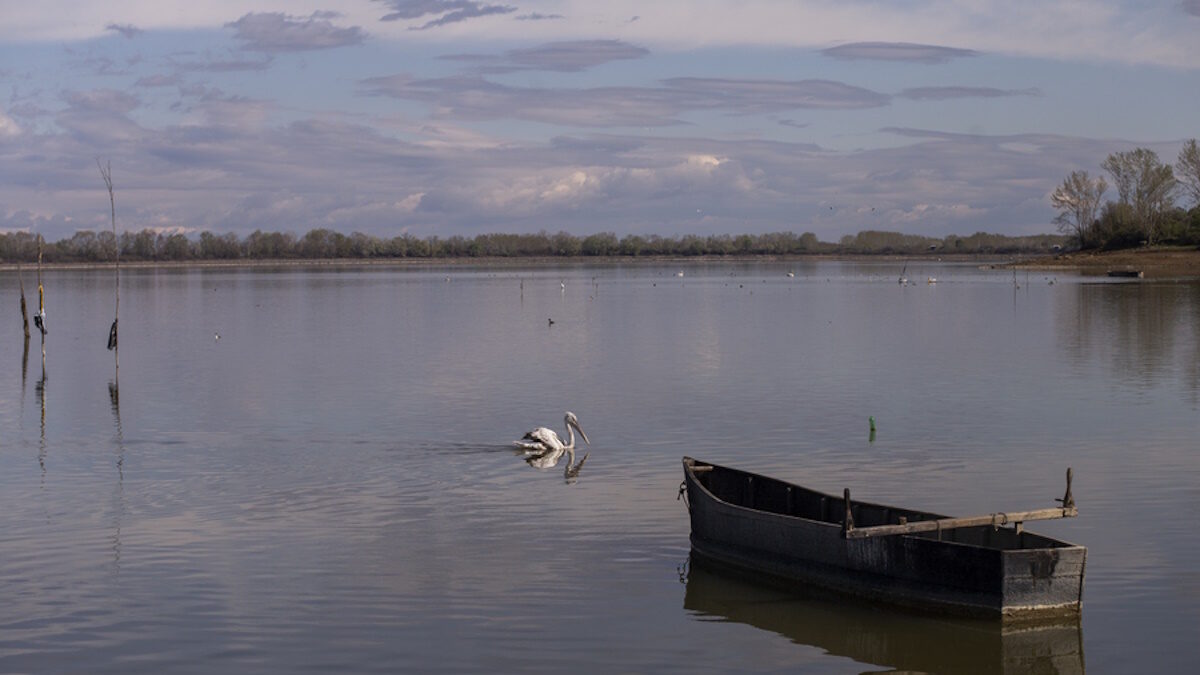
<box><xmin>688</xmin><ymin>459</ymin><xmax>1073</xmax><ymax>551</ymax></box>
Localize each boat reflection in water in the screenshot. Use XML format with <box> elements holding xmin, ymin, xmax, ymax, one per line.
<box><xmin>682</xmin><ymin>556</ymin><xmax>1084</xmax><ymax>675</ymax></box>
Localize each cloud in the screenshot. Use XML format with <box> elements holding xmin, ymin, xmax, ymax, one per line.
<box><xmin>516</xmin><ymin>13</ymin><xmax>564</xmax><ymax>21</ymax></box>
<box><xmin>663</xmin><ymin>78</ymin><xmax>890</xmax><ymax>113</ymax></box>
<box><xmin>0</xmin><ymin>109</ymin><xmax>20</xmax><ymax>138</ymax></box>
<box><xmin>105</xmin><ymin>23</ymin><xmax>142</xmax><ymax>39</ymax></box>
<box><xmin>172</xmin><ymin>52</ymin><xmax>274</xmax><ymax>73</ymax></box>
<box><xmin>136</xmin><ymin>73</ymin><xmax>182</xmax><ymax>88</ymax></box>
<box><xmin>226</xmin><ymin>12</ymin><xmax>365</xmax><ymax>52</ymax></box>
<box><xmin>52</xmin><ymin>89</ymin><xmax>146</xmax><ymax>146</ymax></box>
<box><xmin>499</xmin><ymin>40</ymin><xmax>650</xmax><ymax>72</ymax></box>
<box><xmin>822</xmin><ymin>42</ymin><xmax>978</xmax><ymax>64</ymax></box>
<box><xmin>362</xmin><ymin>74</ymin><xmax>889</xmax><ymax>127</ymax></box>
<box><xmin>1</xmin><ymin>85</ymin><xmax>1168</xmax><ymax>244</ymax></box>
<box><xmin>898</xmin><ymin>86</ymin><xmax>1042</xmax><ymax>101</ymax></box>
<box><xmin>375</xmin><ymin>0</ymin><xmax>516</xmax><ymax>30</ymax></box>
<box><xmin>1185</xmin><ymin>1</ymin><xmax>1200</xmax><ymax>18</ymax></box>
<box><xmin>440</xmin><ymin>40</ymin><xmax>649</xmax><ymax>74</ymax></box>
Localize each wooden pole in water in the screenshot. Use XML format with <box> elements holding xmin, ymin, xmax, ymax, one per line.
<box><xmin>18</xmin><ymin>262</ymin><xmax>30</xmax><ymax>339</ymax></box>
<box><xmin>98</xmin><ymin>159</ymin><xmax>119</xmax><ymax>381</ymax></box>
<box><xmin>35</xmin><ymin>235</ymin><xmax>46</xmax><ymax>336</ymax></box>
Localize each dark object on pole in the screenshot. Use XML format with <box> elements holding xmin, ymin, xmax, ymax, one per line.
<box><xmin>107</xmin><ymin>318</ymin><xmax>119</xmax><ymax>351</ymax></box>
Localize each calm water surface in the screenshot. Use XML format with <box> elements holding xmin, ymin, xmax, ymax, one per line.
<box><xmin>1</xmin><ymin>260</ymin><xmax>1198</xmax><ymax>673</ymax></box>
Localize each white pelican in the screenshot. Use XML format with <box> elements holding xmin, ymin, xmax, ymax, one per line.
<box><xmin>514</xmin><ymin>411</ymin><xmax>589</xmax><ymax>453</ymax></box>
<box><xmin>515</xmin><ymin>412</ymin><xmax>590</xmax><ymax>477</ymax></box>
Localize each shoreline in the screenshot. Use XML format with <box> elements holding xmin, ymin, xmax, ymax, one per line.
<box><xmin>1</xmin><ymin>248</ymin><xmax>1196</xmax><ymax>277</ymax></box>
<box><xmin>1003</xmin><ymin>246</ymin><xmax>1200</xmax><ymax>279</ymax></box>
<box><xmin>0</xmin><ymin>252</ymin><xmax>1013</xmax><ymax>273</ymax></box>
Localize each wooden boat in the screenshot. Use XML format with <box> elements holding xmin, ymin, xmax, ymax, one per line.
<box><xmin>681</xmin><ymin>457</ymin><xmax>1086</xmax><ymax>621</ymax></box>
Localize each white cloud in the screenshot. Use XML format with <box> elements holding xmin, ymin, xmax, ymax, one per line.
<box><xmin>0</xmin><ymin>109</ymin><xmax>21</xmax><ymax>138</ymax></box>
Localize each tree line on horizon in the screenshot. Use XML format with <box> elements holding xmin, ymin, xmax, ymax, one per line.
<box><xmin>0</xmin><ymin>228</ymin><xmax>1068</xmax><ymax>264</ymax></box>
<box><xmin>1051</xmin><ymin>139</ymin><xmax>1200</xmax><ymax>250</ymax></box>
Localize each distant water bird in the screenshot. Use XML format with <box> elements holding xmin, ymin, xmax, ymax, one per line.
<box><xmin>786</xmin><ymin>272</ymin><xmax>795</xmax><ymax>278</ymax></box>
<box><xmin>560</xmin><ymin>281</ymin><xmax>566</xmax><ymax>290</ymax></box>
<box><xmin>676</xmin><ymin>271</ymin><xmax>684</xmax><ymax>277</ymax></box>
<box><xmin>548</xmin><ymin>318</ymin><xmax>555</xmax><ymax>326</ymax></box>
<box><xmin>214</xmin><ymin>332</ymin><xmax>220</xmax><ymax>341</ymax></box>
<box><xmin>927</xmin><ymin>277</ymin><xmax>937</xmax><ymax>284</ymax></box>
<box><xmin>34</xmin><ymin>309</ymin><xmax>46</xmax><ymax>335</ymax></box>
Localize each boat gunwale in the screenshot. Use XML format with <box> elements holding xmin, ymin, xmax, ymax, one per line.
<box><xmin>681</xmin><ymin>456</ymin><xmax>1086</xmax><ymax>552</ymax></box>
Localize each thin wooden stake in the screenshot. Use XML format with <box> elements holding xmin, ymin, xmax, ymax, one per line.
<box><xmin>98</xmin><ymin>159</ymin><xmax>119</xmax><ymax>377</ymax></box>
<box><xmin>18</xmin><ymin>263</ymin><xmax>30</xmax><ymax>339</ymax></box>
<box><xmin>34</xmin><ymin>235</ymin><xmax>46</xmax><ymax>336</ymax></box>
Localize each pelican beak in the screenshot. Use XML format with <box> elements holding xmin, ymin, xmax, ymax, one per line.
<box><xmin>573</xmin><ymin>422</ymin><xmax>590</xmax><ymax>446</ymax></box>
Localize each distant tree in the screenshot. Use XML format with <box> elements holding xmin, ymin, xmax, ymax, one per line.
<box><xmin>581</xmin><ymin>232</ymin><xmax>618</xmax><ymax>256</ymax></box>
<box><xmin>1101</xmin><ymin>148</ymin><xmax>1177</xmax><ymax>244</ymax></box>
<box><xmin>551</xmin><ymin>231</ymin><xmax>581</xmax><ymax>256</ymax></box>
<box><xmin>1177</xmin><ymin>139</ymin><xmax>1200</xmax><ymax>208</ymax></box>
<box><xmin>619</xmin><ymin>234</ymin><xmax>646</xmax><ymax>256</ymax></box>
<box><xmin>245</xmin><ymin>230</ymin><xmax>296</xmax><ymax>258</ymax></box>
<box><xmin>199</xmin><ymin>231</ymin><xmax>241</xmax><ymax>259</ymax></box>
<box><xmin>798</xmin><ymin>232</ymin><xmax>819</xmax><ymax>251</ymax></box>
<box><xmin>1050</xmin><ymin>170</ymin><xmax>1107</xmax><ymax>248</ymax></box>
<box><xmin>159</xmin><ymin>233</ymin><xmax>193</xmax><ymax>260</ymax></box>
<box><xmin>1095</xmin><ymin>201</ymin><xmax>1140</xmax><ymax>249</ymax></box>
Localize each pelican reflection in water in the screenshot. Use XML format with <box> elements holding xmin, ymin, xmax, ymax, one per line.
<box><xmin>514</xmin><ymin>411</ymin><xmax>590</xmax><ymax>478</ymax></box>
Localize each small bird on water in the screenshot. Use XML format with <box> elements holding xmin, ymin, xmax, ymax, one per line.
<box><xmin>548</xmin><ymin>318</ymin><xmax>555</xmax><ymax>326</ymax></box>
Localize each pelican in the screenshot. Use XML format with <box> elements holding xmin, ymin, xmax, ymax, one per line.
<box><xmin>514</xmin><ymin>411</ymin><xmax>589</xmax><ymax>454</ymax></box>
<box><xmin>515</xmin><ymin>412</ymin><xmax>591</xmax><ymax>478</ymax></box>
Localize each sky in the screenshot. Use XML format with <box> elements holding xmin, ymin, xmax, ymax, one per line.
<box><xmin>2</xmin><ymin>1</ymin><xmax>1199</xmax><ymax>243</ymax></box>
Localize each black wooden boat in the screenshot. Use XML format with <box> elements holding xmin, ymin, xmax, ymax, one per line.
<box><xmin>681</xmin><ymin>457</ymin><xmax>1086</xmax><ymax>621</ymax></box>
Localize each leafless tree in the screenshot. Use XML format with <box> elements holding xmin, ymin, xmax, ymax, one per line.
<box><xmin>1101</xmin><ymin>148</ymin><xmax>1177</xmax><ymax>244</ymax></box>
<box><xmin>1177</xmin><ymin>139</ymin><xmax>1200</xmax><ymax>208</ymax></box>
<box><xmin>1050</xmin><ymin>170</ymin><xmax>1107</xmax><ymax>248</ymax></box>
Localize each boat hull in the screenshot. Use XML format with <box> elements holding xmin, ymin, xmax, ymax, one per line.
<box><xmin>683</xmin><ymin>457</ymin><xmax>1085</xmax><ymax>621</ymax></box>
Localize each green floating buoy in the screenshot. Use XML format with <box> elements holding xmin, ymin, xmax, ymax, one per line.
<box><xmin>869</xmin><ymin>416</ymin><xmax>876</xmax><ymax>443</ymax></box>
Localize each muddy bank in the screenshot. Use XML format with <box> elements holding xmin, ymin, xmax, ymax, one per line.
<box><xmin>1007</xmin><ymin>247</ymin><xmax>1200</xmax><ymax>279</ymax></box>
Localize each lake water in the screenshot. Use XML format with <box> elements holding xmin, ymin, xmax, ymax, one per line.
<box><xmin>1</xmin><ymin>260</ymin><xmax>1197</xmax><ymax>674</ymax></box>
